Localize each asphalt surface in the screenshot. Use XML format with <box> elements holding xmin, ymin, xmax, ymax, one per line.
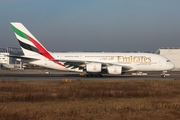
<box><xmin>0</xmin><ymin>70</ymin><xmax>179</xmax><ymax>81</ymax></box>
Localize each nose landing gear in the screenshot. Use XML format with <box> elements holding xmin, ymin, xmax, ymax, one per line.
<box><xmin>161</xmin><ymin>74</ymin><xmax>166</xmax><ymax>78</ymax></box>
<box><xmin>161</xmin><ymin>71</ymin><xmax>167</xmax><ymax>78</ymax></box>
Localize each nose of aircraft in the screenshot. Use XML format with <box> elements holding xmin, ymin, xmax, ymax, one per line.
<box><xmin>167</xmin><ymin>62</ymin><xmax>175</xmax><ymax>70</ymax></box>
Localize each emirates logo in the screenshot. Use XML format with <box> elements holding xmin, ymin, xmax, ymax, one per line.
<box><xmin>114</xmin><ymin>68</ymin><xmax>117</xmax><ymax>73</ymax></box>
<box><xmin>93</xmin><ymin>65</ymin><xmax>97</xmax><ymax>70</ymax></box>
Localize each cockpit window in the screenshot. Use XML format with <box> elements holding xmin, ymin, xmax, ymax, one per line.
<box><xmin>166</xmin><ymin>60</ymin><xmax>171</xmax><ymax>62</ymax></box>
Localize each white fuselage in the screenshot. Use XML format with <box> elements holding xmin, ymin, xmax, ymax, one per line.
<box><xmin>27</xmin><ymin>52</ymin><xmax>175</xmax><ymax>73</ymax></box>
<box><xmin>10</xmin><ymin>22</ymin><xmax>175</xmax><ymax>76</ymax></box>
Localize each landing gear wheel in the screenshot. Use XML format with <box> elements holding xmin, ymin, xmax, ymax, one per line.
<box><xmin>161</xmin><ymin>71</ymin><xmax>167</xmax><ymax>78</ymax></box>
<box><xmin>98</xmin><ymin>74</ymin><xmax>102</xmax><ymax>77</ymax></box>
<box><xmin>161</xmin><ymin>74</ymin><xmax>166</xmax><ymax>78</ymax></box>
<box><xmin>84</xmin><ymin>73</ymin><xmax>102</xmax><ymax>77</ymax></box>
<box><xmin>97</xmin><ymin>74</ymin><xmax>100</xmax><ymax>77</ymax></box>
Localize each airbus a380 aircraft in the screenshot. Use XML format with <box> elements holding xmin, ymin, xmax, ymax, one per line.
<box><xmin>10</xmin><ymin>22</ymin><xmax>174</xmax><ymax>77</ymax></box>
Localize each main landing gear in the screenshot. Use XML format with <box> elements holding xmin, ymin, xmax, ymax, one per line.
<box><xmin>84</xmin><ymin>73</ymin><xmax>102</xmax><ymax>77</ymax></box>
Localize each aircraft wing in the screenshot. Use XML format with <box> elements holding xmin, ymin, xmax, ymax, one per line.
<box><xmin>52</xmin><ymin>59</ymin><xmax>133</xmax><ymax>71</ymax></box>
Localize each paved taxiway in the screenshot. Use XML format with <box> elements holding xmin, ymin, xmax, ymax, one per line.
<box><xmin>0</xmin><ymin>74</ymin><xmax>180</xmax><ymax>81</ymax></box>
<box><xmin>0</xmin><ymin>70</ymin><xmax>179</xmax><ymax>81</ymax></box>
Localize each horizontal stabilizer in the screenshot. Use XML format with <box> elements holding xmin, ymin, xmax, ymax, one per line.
<box><xmin>7</xmin><ymin>55</ymin><xmax>39</xmax><ymax>61</ymax></box>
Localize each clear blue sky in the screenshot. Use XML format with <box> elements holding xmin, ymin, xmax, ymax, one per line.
<box><xmin>0</xmin><ymin>0</ymin><xmax>180</xmax><ymax>52</ymax></box>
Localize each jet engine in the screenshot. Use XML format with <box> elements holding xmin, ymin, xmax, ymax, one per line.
<box><xmin>86</xmin><ymin>63</ymin><xmax>102</xmax><ymax>72</ymax></box>
<box><xmin>107</xmin><ymin>66</ymin><xmax>122</xmax><ymax>74</ymax></box>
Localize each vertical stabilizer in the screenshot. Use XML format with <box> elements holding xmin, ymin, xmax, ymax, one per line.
<box><xmin>11</xmin><ymin>23</ymin><xmax>46</xmax><ymax>55</ymax></box>
<box><xmin>10</xmin><ymin>22</ymin><xmax>56</xmax><ymax>61</ymax></box>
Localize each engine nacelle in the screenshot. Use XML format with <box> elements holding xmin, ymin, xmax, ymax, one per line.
<box><xmin>107</xmin><ymin>66</ymin><xmax>122</xmax><ymax>74</ymax></box>
<box><xmin>86</xmin><ymin>63</ymin><xmax>102</xmax><ymax>73</ymax></box>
